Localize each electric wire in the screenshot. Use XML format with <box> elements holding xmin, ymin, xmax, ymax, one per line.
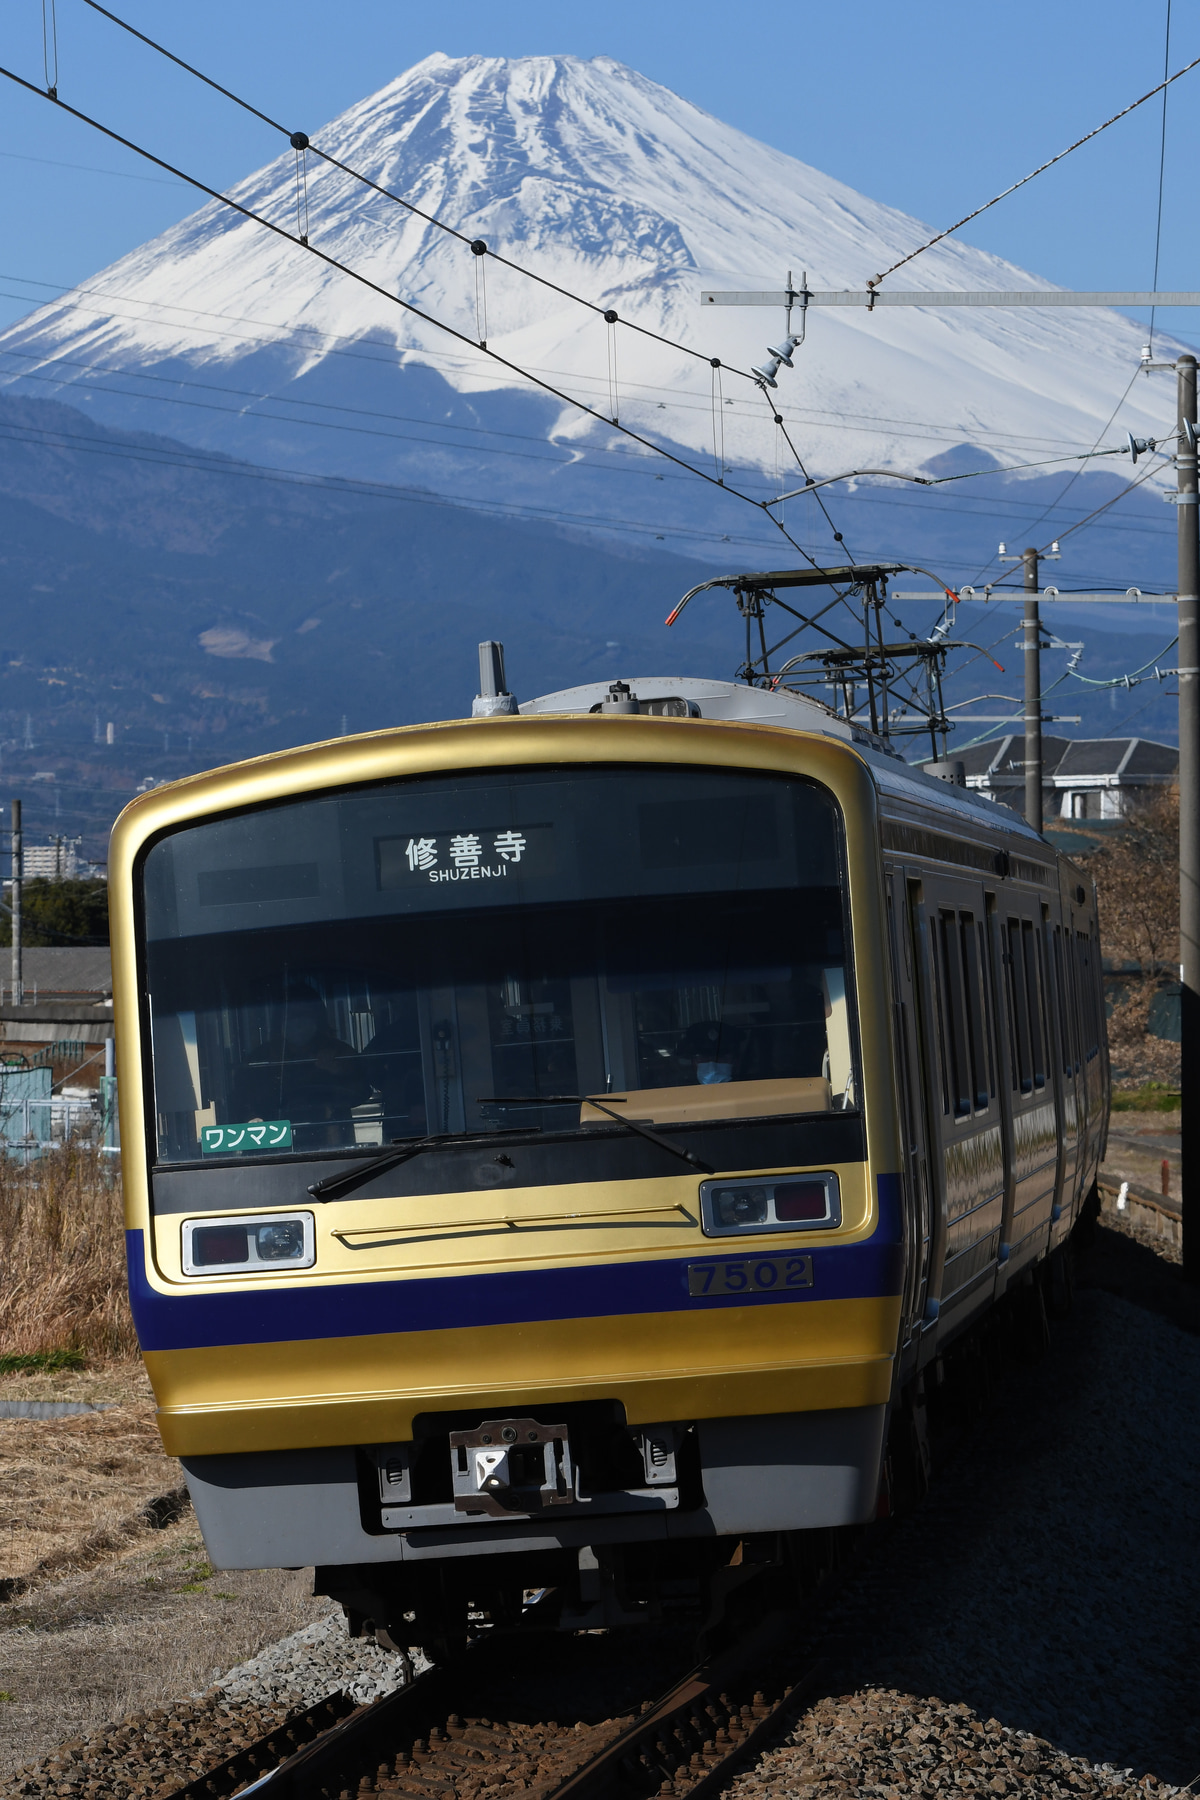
<box><xmin>1067</xmin><ymin>634</ymin><xmax>1179</xmax><ymax>686</ymax></box>
<box><xmin>0</xmin><ymin>147</ymin><xmax>186</xmax><ymax>185</ymax></box>
<box><xmin>0</xmin><ymin>61</ymin><xmax>820</xmax><ymax>568</ymax></box>
<box><xmin>0</xmin><ymin>418</ymin><xmax>781</xmax><ymax>549</ymax></box>
<box><xmin>1105</xmin><ymin>683</ymin><xmax>1179</xmax><ymax>735</ymax></box>
<box><xmin>966</xmin><ymin>426</ymin><xmax>1169</xmax><ymax>588</ymax></box>
<box><xmin>77</xmin><ymin>0</ymin><xmax>761</xmax><ymax>384</ymax></box>
<box><xmin>1041</xmin><ymin>451</ymin><xmax>1170</xmax><ymax>547</ymax></box>
<box><xmin>41</xmin><ymin>0</ymin><xmax>58</xmax><ymax>97</ymax></box>
<box><xmin>1</xmin><ymin>271</ymin><xmax>1161</xmax><ymax>463</ymax></box>
<box><xmin>28</xmin><ymin>343</ymin><xmax>1156</xmax><ymax>554</ymax></box>
<box><xmin>868</xmin><ymin>50</ymin><xmax>1200</xmax><ymax>291</ymax></box>
<box><xmin>6</xmin><ymin>37</ymin><xmax>1179</xmax><ymax>694</ymax></box>
<box><xmin>71</xmin><ymin>0</ymin><xmax>858</xmax><ymax>558</ymax></box>
<box><xmin>5</xmin><ymin>330</ymin><xmax>1173</xmax><ymax>532</ymax></box>
<box><xmin>0</xmin><ymin>347</ymin><xmax>713</xmax><ymax>479</ymax></box>
<box><xmin>1148</xmin><ymin>0</ymin><xmax>1173</xmax><ymax>357</ymax></box>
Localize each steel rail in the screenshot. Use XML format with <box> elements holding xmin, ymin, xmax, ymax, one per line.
<box><xmin>160</xmin><ymin>1604</ymin><xmax>821</xmax><ymax>1800</ymax></box>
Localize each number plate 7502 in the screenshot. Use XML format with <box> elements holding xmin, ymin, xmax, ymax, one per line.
<box><xmin>687</xmin><ymin>1254</ymin><xmax>813</xmax><ymax>1297</ymax></box>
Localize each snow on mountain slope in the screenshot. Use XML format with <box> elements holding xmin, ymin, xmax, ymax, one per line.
<box><xmin>0</xmin><ymin>53</ymin><xmax>1176</xmax><ymax>520</ymax></box>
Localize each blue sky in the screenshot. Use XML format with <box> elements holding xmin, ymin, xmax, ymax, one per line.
<box><xmin>1</xmin><ymin>0</ymin><xmax>1198</xmax><ymax>344</ymax></box>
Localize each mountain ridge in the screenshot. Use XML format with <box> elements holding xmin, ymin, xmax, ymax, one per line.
<box><xmin>0</xmin><ymin>51</ymin><xmax>1178</xmax><ymax>576</ymax></box>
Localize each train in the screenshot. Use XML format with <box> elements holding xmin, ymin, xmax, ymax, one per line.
<box><xmin>110</xmin><ymin>646</ymin><xmax>1108</xmax><ymax>1658</ymax></box>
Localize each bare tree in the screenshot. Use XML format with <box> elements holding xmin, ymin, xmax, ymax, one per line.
<box><xmin>1079</xmin><ymin>785</ymin><xmax>1180</xmax><ymax>1088</ymax></box>
<box><xmin>1083</xmin><ymin>785</ymin><xmax>1179</xmax><ymax>976</ymax></box>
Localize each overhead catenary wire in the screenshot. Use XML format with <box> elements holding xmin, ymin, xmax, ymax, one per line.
<box><xmin>0</xmin><ymin>61</ymin><xmax>823</xmax><ymax>569</ymax></box>
<box><xmin>72</xmin><ymin>0</ymin><xmax>857</xmax><ymax>560</ymax></box>
<box><xmin>1039</xmin><ymin>449</ymin><xmax>1171</xmax><ymax>548</ymax></box>
<box><xmin>1067</xmin><ymin>634</ymin><xmax>1179</xmax><ymax>686</ymax></box>
<box><xmin>11</xmin><ymin>340</ymin><xmax>1162</xmax><ymax>565</ymax></box>
<box><xmin>76</xmin><ymin>0</ymin><xmax>762</xmax><ymax>385</ymax></box>
<box><xmin>1</xmin><ymin>269</ymin><xmax>1160</xmax><ymax>464</ymax></box>
<box><xmin>0</xmin><ymin>416</ymin><xmax>786</xmax><ymax>549</ymax></box>
<box><xmin>41</xmin><ymin>0</ymin><xmax>58</xmax><ymax>98</ymax></box>
<box><xmin>6</xmin><ymin>30</ymin><xmax>1177</xmax><ymax>624</ymax></box>
<box><xmin>2</xmin><ymin>331</ymin><xmax>1179</xmax><ymax>532</ymax></box>
<box><xmin>867</xmin><ymin>49</ymin><xmax>1200</xmax><ymax>291</ymax></box>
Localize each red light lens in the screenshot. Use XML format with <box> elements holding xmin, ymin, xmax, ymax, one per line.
<box><xmin>773</xmin><ymin>1182</ymin><xmax>828</xmax><ymax>1221</ymax></box>
<box><xmin>192</xmin><ymin>1225</ymin><xmax>250</xmax><ymax>1265</ymax></box>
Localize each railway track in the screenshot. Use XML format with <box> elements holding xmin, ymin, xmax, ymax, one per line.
<box><xmin>165</xmin><ymin>1608</ymin><xmax>819</xmax><ymax>1800</ymax></box>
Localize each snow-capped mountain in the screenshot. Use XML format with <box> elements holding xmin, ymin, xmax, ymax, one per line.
<box><xmin>0</xmin><ymin>53</ymin><xmax>1178</xmax><ymax>564</ymax></box>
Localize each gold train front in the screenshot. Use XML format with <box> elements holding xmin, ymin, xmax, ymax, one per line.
<box><xmin>110</xmin><ymin>674</ymin><xmax>1107</xmax><ymax>1653</ymax></box>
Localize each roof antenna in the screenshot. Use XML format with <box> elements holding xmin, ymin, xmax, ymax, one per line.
<box><xmin>472</xmin><ymin>641</ymin><xmax>519</xmax><ymax>717</ymax></box>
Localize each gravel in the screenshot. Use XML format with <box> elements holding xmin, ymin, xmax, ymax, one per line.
<box><xmin>734</xmin><ymin>1222</ymin><xmax>1200</xmax><ymax>1795</ymax></box>
<box><xmin>211</xmin><ymin>1609</ymin><xmax>428</xmax><ymax>1709</ymax></box>
<box><xmin>8</xmin><ymin>1693</ymin><xmax>309</xmax><ymax>1797</ymax></box>
<box><xmin>732</xmin><ymin>1689</ymin><xmax>1192</xmax><ymax>1799</ymax></box>
<box><xmin>12</xmin><ymin>1219</ymin><xmax>1199</xmax><ymax>1799</ymax></box>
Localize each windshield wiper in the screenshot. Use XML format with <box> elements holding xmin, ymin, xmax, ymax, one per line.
<box><xmin>476</xmin><ymin>1095</ymin><xmax>713</xmax><ymax>1175</ymax></box>
<box><xmin>308</xmin><ymin>1127</ymin><xmax>535</xmax><ymax>1202</ymax></box>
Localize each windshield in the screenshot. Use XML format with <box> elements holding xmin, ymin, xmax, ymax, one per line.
<box><xmin>141</xmin><ymin>765</ymin><xmax>857</xmax><ymax>1164</ymax></box>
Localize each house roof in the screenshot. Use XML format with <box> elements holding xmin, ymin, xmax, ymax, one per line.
<box><xmin>16</xmin><ymin>947</ymin><xmax>111</xmax><ymax>998</ymax></box>
<box><xmin>933</xmin><ymin>736</ymin><xmax>1069</xmax><ymax>779</ymax></box>
<box><xmin>1054</xmin><ymin>737</ymin><xmax>1178</xmax><ymax>778</ymax></box>
<box><xmin>926</xmin><ymin>735</ymin><xmax>1177</xmax><ymax>783</ymax></box>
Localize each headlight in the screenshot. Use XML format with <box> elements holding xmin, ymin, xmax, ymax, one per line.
<box><xmin>181</xmin><ymin>1211</ymin><xmax>315</xmax><ymax>1275</ymax></box>
<box><xmin>699</xmin><ymin>1173</ymin><xmax>840</xmax><ymax>1237</ymax></box>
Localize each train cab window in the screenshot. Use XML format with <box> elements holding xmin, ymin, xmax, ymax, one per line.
<box><xmin>140</xmin><ymin>766</ymin><xmax>860</xmax><ymax>1166</ymax></box>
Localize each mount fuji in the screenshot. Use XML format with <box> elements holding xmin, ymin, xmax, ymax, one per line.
<box><xmin>0</xmin><ymin>53</ymin><xmax>1181</xmax><ymax>587</ymax></box>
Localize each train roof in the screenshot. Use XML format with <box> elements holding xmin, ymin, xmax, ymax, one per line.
<box><xmin>521</xmin><ymin>676</ymin><xmax>1049</xmax><ymax>851</ymax></box>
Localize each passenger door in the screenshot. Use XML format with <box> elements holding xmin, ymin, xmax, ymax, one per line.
<box><xmin>996</xmin><ymin>903</ymin><xmax>1059</xmax><ymax>1273</ymax></box>
<box><xmin>885</xmin><ymin>872</ymin><xmax>934</xmax><ymax>1344</ymax></box>
<box><xmin>920</xmin><ymin>879</ymin><xmax>1007</xmax><ymax>1326</ymax></box>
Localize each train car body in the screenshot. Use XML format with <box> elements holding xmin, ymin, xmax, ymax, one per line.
<box><xmin>110</xmin><ymin>675</ymin><xmax>1107</xmax><ymax>1649</ymax></box>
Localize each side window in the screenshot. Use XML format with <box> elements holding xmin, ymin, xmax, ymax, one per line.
<box><xmin>935</xmin><ymin>908</ymin><xmax>991</xmax><ymax>1119</ymax></box>
<box><xmin>1051</xmin><ymin>926</ymin><xmax>1072</xmax><ymax>1077</ymax></box>
<box><xmin>1020</xmin><ymin>921</ymin><xmax>1047</xmax><ymax>1090</ymax></box>
<box><xmin>931</xmin><ymin>914</ymin><xmax>964</xmax><ymax>1116</ymax></box>
<box><xmin>960</xmin><ymin>916</ymin><xmax>991</xmax><ymax>1109</ymax></box>
<box><xmin>1006</xmin><ymin>919</ymin><xmax>1033</xmax><ymax>1095</ymax></box>
<box><xmin>1076</xmin><ymin>930</ymin><xmax>1099</xmax><ymax>1061</ymax></box>
<box><xmin>1064</xmin><ymin>925</ymin><xmax>1082</xmax><ymax>1074</ymax></box>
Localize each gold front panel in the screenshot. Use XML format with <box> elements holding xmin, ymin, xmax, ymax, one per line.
<box><xmin>147</xmin><ymin>1293</ymin><xmax>902</xmax><ymax>1456</ymax></box>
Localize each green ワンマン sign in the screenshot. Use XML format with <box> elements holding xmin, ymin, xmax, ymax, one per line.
<box><xmin>200</xmin><ymin>1120</ymin><xmax>293</xmax><ymax>1154</ymax></box>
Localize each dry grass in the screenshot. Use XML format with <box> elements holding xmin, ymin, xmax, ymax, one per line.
<box><xmin>0</xmin><ymin>1366</ymin><xmax>178</xmax><ymax>1586</ymax></box>
<box><xmin>0</xmin><ymin>1145</ymin><xmax>136</xmax><ymax>1362</ymax></box>
<box><xmin>0</xmin><ymin>1150</ymin><xmax>335</xmax><ymax>1786</ymax></box>
<box><xmin>0</xmin><ymin>1519</ymin><xmax>329</xmax><ymax>1786</ymax></box>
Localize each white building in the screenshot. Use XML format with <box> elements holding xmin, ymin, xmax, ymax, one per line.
<box><xmin>924</xmin><ymin>737</ymin><xmax>1178</xmax><ymax>822</ymax></box>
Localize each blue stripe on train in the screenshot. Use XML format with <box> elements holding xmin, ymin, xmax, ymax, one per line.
<box><xmin>128</xmin><ymin>1174</ymin><xmax>903</xmax><ymax>1353</ymax></box>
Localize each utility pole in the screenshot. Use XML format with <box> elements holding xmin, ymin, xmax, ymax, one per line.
<box><xmin>10</xmin><ymin>798</ymin><xmax>22</xmax><ymax>1008</ymax></box>
<box><xmin>1000</xmin><ymin>540</ymin><xmax>1059</xmax><ymax>831</ymax></box>
<box><xmin>1023</xmin><ymin>549</ymin><xmax>1043</xmax><ymax>834</ymax></box>
<box><xmin>1178</xmin><ymin>355</ymin><xmax>1198</xmax><ymax>1281</ymax></box>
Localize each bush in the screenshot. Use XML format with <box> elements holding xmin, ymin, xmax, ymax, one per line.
<box><xmin>0</xmin><ymin>877</ymin><xmax>110</xmax><ymax>947</ymax></box>
<box><xmin>0</xmin><ymin>1147</ymin><xmax>136</xmax><ymax>1361</ymax></box>
<box><xmin>1110</xmin><ymin>1083</ymin><xmax>1181</xmax><ymax>1112</ymax></box>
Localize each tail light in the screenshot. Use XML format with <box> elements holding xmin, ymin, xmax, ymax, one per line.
<box><xmin>181</xmin><ymin>1211</ymin><xmax>315</xmax><ymax>1275</ymax></box>
<box><xmin>698</xmin><ymin>1173</ymin><xmax>839</xmax><ymax>1237</ymax></box>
